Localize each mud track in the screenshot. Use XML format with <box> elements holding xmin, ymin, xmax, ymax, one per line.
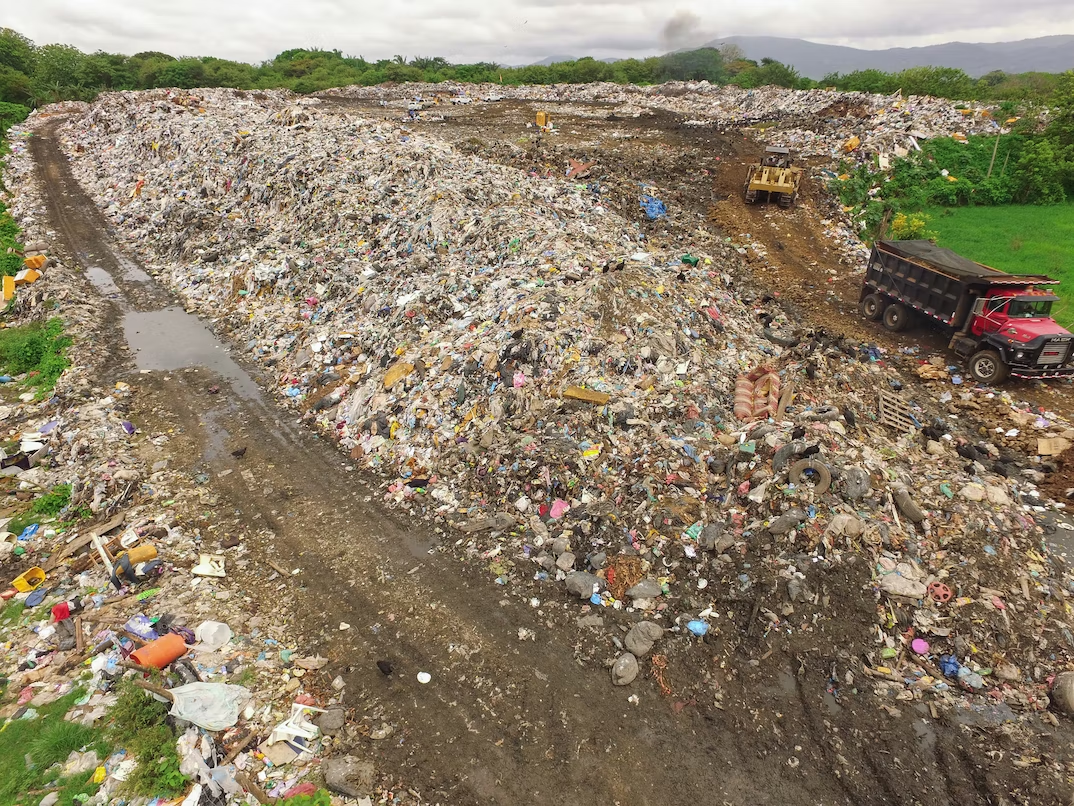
<box><xmin>31</xmin><ymin>118</ymin><xmax>1072</xmax><ymax>805</ymax></box>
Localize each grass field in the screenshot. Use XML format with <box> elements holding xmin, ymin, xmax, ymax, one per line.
<box><xmin>925</xmin><ymin>203</ymin><xmax>1074</xmax><ymax>327</ymax></box>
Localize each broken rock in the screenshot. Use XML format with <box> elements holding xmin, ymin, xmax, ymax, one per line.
<box><xmin>324</xmin><ymin>756</ymin><xmax>375</xmax><ymax>799</ymax></box>
<box><xmin>611</xmin><ymin>653</ymin><xmax>639</xmax><ymax>686</ymax></box>
<box><xmin>624</xmin><ymin>621</ymin><xmax>664</xmax><ymax>657</ymax></box>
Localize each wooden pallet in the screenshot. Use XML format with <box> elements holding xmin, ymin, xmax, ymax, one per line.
<box><xmin>878</xmin><ymin>391</ymin><xmax>921</xmax><ymax>433</ymax></box>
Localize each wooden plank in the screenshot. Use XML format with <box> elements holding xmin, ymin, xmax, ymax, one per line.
<box><xmin>42</xmin><ymin>513</ymin><xmax>125</xmax><ymax>572</ymax></box>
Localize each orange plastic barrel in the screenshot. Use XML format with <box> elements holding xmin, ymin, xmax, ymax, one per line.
<box><xmin>129</xmin><ymin>632</ymin><xmax>187</xmax><ymax>668</ymax></box>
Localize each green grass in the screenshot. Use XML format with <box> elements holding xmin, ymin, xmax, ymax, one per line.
<box><xmin>0</xmin><ymin>318</ymin><xmax>72</xmax><ymax>398</ymax></box>
<box><xmin>0</xmin><ymin>600</ymin><xmax>25</xmax><ymax>628</ymax></box>
<box><xmin>0</xmin><ymin>686</ymin><xmax>110</xmax><ymax>806</ymax></box>
<box><xmin>6</xmin><ymin>484</ymin><xmax>73</xmax><ymax>537</ymax></box>
<box><xmin>0</xmin><ymin>133</ymin><xmax>25</xmax><ymax>280</ymax></box>
<box><xmin>106</xmin><ymin>680</ymin><xmax>186</xmax><ymax>797</ymax></box>
<box><xmin>925</xmin><ymin>203</ymin><xmax>1074</xmax><ymax>327</ymax></box>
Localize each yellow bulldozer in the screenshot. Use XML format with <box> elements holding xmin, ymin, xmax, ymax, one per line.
<box><xmin>743</xmin><ymin>146</ymin><xmax>802</xmax><ymax>208</ymax></box>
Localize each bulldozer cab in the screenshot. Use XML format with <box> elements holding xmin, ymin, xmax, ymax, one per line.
<box><xmin>761</xmin><ymin>146</ymin><xmax>792</xmax><ymax>168</ymax></box>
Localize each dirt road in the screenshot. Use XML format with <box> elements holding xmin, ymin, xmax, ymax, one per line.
<box><xmin>32</xmin><ymin>119</ymin><xmax>1074</xmax><ymax>806</ymax></box>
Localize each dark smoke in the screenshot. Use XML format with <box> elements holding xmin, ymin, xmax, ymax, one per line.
<box><xmin>661</xmin><ymin>10</ymin><xmax>705</xmax><ymax>51</ymax></box>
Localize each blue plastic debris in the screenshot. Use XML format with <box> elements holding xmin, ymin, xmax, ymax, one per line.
<box><xmin>640</xmin><ymin>194</ymin><xmax>667</xmax><ymax>220</ymax></box>
<box><xmin>686</xmin><ymin>620</ymin><xmax>709</xmax><ymax>637</ymax></box>
<box><xmin>938</xmin><ymin>655</ymin><xmax>961</xmax><ymax>677</ymax></box>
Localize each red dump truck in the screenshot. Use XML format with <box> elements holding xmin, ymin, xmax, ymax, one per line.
<box><xmin>859</xmin><ymin>240</ymin><xmax>1073</xmax><ymax>384</ymax></box>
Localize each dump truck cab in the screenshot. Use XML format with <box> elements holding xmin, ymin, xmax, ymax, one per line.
<box><xmin>970</xmin><ymin>289</ymin><xmax>1060</xmax><ymax>338</ymax></box>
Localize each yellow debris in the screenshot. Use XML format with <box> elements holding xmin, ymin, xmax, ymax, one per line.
<box><xmin>562</xmin><ymin>386</ymin><xmax>610</xmax><ymax>405</ymax></box>
<box><xmin>383</xmin><ymin>361</ymin><xmax>414</xmax><ymax>388</ymax></box>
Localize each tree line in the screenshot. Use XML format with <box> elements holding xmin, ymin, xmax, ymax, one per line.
<box><xmin>1</xmin><ymin>26</ymin><xmax>1069</xmax><ymax>120</ymax></box>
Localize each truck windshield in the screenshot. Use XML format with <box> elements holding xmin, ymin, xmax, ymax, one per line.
<box><xmin>1008</xmin><ymin>299</ymin><xmax>1053</xmax><ymax>318</ymax></box>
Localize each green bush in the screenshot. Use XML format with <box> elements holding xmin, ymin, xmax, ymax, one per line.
<box><xmin>0</xmin><ymin>318</ymin><xmax>73</xmax><ymax>395</ymax></box>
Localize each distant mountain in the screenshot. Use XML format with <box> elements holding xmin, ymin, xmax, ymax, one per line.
<box><xmin>528</xmin><ymin>55</ymin><xmax>620</xmax><ymax>66</ymax></box>
<box><xmin>531</xmin><ymin>55</ymin><xmax>578</xmax><ymax>66</ymax></box>
<box><xmin>702</xmin><ymin>35</ymin><xmax>1074</xmax><ymax>79</ymax></box>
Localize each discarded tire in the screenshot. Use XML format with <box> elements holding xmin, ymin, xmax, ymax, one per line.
<box><xmin>788</xmin><ymin>458</ymin><xmax>832</xmax><ymax>495</ymax></box>
<box><xmin>1052</xmin><ymin>671</ymin><xmax>1074</xmax><ymax>715</ymax></box>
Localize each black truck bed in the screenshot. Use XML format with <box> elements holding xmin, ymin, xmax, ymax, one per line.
<box><xmin>876</xmin><ymin>240</ymin><xmax>1057</xmax><ymax>286</ymax></box>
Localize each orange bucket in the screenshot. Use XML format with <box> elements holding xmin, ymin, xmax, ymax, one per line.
<box><xmin>12</xmin><ymin>566</ymin><xmax>46</xmax><ymax>592</ymax></box>
<box><xmin>129</xmin><ymin>632</ymin><xmax>187</xmax><ymax>668</ymax></box>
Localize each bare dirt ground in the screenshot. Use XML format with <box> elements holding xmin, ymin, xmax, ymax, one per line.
<box><xmin>32</xmin><ymin>110</ymin><xmax>1074</xmax><ymax>806</ymax></box>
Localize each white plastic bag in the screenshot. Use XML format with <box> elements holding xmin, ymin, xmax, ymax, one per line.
<box><xmin>168</xmin><ymin>683</ymin><xmax>251</xmax><ymax>731</ymax></box>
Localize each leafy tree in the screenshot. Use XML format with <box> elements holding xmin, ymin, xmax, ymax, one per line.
<box><xmin>894</xmin><ymin>66</ymin><xmax>973</xmax><ymax>99</ymax></box>
<box><xmin>156</xmin><ymin>58</ymin><xmax>207</xmax><ymax>89</ymax></box>
<box><xmin>823</xmin><ymin>69</ymin><xmax>896</xmax><ymax>94</ymax></box>
<box><xmin>33</xmin><ymin>44</ymin><xmax>86</xmax><ymax>90</ymax></box>
<box><xmin>1046</xmin><ymin>70</ymin><xmax>1074</xmax><ymax>147</ymax></box>
<box><xmin>79</xmin><ymin>51</ymin><xmax>135</xmax><ymax>91</ymax></box>
<box><xmin>201</xmin><ymin>57</ymin><xmax>256</xmax><ymax>88</ymax></box>
<box><xmin>0</xmin><ymin>100</ymin><xmax>30</xmax><ymax>130</ymax></box>
<box><xmin>0</xmin><ymin>28</ymin><xmax>35</xmax><ymax>74</ymax></box>
<box><xmin>611</xmin><ymin>58</ymin><xmax>656</xmax><ymax>85</ymax></box>
<box><xmin>1013</xmin><ymin>138</ymin><xmax>1069</xmax><ymax>202</ymax></box>
<box><xmin>411</xmin><ymin>56</ymin><xmax>448</xmax><ymax>71</ymax></box>
<box><xmin>659</xmin><ymin>48</ymin><xmax>725</xmax><ymax>82</ymax></box>
<box><xmin>0</xmin><ymin>64</ymin><xmax>32</xmax><ymax>104</ymax></box>
<box><xmin>754</xmin><ymin>58</ymin><xmax>803</xmax><ymax>88</ymax></box>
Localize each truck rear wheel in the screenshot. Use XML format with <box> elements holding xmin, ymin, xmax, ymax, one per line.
<box><xmin>860</xmin><ymin>294</ymin><xmax>883</xmax><ymax>321</ymax></box>
<box><xmin>882</xmin><ymin>303</ymin><xmax>910</xmax><ymax>332</ymax></box>
<box><xmin>968</xmin><ymin>350</ymin><xmax>1010</xmax><ymax>385</ymax></box>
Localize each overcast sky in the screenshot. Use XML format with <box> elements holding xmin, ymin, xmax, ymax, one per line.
<box><xmin>5</xmin><ymin>1</ymin><xmax>1072</xmax><ymax>64</ymax></box>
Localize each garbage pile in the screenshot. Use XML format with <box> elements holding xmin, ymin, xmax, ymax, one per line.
<box><xmin>29</xmin><ymin>87</ymin><xmax>1074</xmax><ymax>722</ymax></box>
<box><xmin>0</xmin><ymin>129</ymin><xmax>403</xmax><ymax>806</ymax></box>
<box><xmin>326</xmin><ymin>80</ymin><xmax>1003</xmax><ymax>159</ymax></box>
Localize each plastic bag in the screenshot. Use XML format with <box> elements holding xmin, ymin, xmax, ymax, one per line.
<box><xmin>168</xmin><ymin>683</ymin><xmax>251</xmax><ymax>731</ymax></box>
<box><xmin>194</xmin><ymin>620</ymin><xmax>232</xmax><ymax>652</ymax></box>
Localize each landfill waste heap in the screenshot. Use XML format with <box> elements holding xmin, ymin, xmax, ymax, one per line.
<box><xmin>6</xmin><ymin>84</ymin><xmax>1074</xmax><ymax>770</ymax></box>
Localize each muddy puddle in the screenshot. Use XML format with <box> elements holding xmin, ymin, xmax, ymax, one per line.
<box><xmin>121</xmin><ymin>308</ymin><xmax>261</xmax><ymax>400</ymax></box>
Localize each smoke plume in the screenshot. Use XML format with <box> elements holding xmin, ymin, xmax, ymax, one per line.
<box><xmin>661</xmin><ymin>10</ymin><xmax>705</xmax><ymax>51</ymax></box>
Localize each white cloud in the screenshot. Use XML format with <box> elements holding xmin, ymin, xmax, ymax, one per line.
<box><xmin>6</xmin><ymin>0</ymin><xmax>1073</xmax><ymax>65</ymax></box>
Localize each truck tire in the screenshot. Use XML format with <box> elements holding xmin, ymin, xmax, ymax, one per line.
<box><xmin>860</xmin><ymin>293</ymin><xmax>883</xmax><ymax>321</ymax></box>
<box><xmin>968</xmin><ymin>350</ymin><xmax>1010</xmax><ymax>385</ymax></box>
<box><xmin>882</xmin><ymin>303</ymin><xmax>910</xmax><ymax>332</ymax></box>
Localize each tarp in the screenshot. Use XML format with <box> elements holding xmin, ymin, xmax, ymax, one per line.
<box><xmin>877</xmin><ymin>240</ymin><xmax>1056</xmax><ymax>285</ymax></box>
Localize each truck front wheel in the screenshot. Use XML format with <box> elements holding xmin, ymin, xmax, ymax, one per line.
<box><xmin>860</xmin><ymin>293</ymin><xmax>883</xmax><ymax>321</ymax></box>
<box><xmin>882</xmin><ymin>303</ymin><xmax>910</xmax><ymax>332</ymax></box>
<box><xmin>968</xmin><ymin>350</ymin><xmax>1010</xmax><ymax>385</ymax></box>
